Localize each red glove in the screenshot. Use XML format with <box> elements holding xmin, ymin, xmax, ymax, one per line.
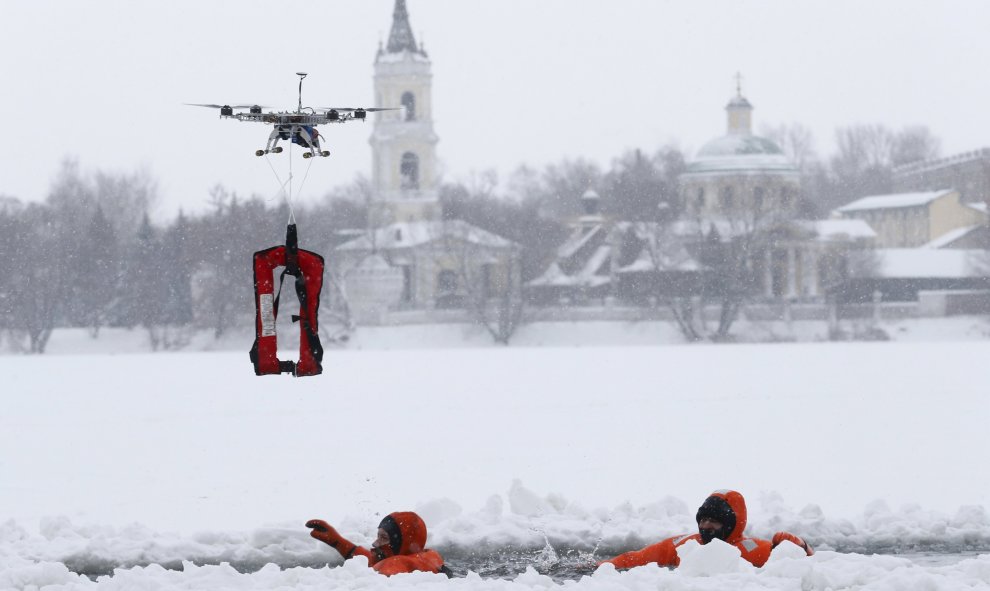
<box><xmin>771</xmin><ymin>531</ymin><xmax>814</xmax><ymax>556</ymax></box>
<box><xmin>306</xmin><ymin>519</ymin><xmax>358</xmax><ymax>559</ymax></box>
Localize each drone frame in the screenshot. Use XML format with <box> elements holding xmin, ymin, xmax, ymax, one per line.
<box><xmin>187</xmin><ymin>72</ymin><xmax>397</xmax><ymax>157</ymax></box>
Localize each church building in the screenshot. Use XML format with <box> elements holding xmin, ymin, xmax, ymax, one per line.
<box><xmin>332</xmin><ymin>0</ymin><xmax>520</xmax><ymax>319</ymax></box>
<box><xmin>528</xmin><ymin>81</ymin><xmax>876</xmax><ymax>305</ymax></box>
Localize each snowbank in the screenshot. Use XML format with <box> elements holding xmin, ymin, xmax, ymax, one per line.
<box><xmin>2</xmin><ymin>341</ymin><xmax>989</xmax><ymax>589</ymax></box>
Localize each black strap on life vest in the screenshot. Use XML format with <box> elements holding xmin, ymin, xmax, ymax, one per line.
<box><xmin>249</xmin><ymin>223</ymin><xmax>324</xmax><ymax>377</ymax></box>
<box><xmin>279</xmin><ymin>224</ymin><xmax>324</xmax><ymax>370</ymax></box>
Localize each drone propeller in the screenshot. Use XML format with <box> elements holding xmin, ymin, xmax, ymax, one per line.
<box><xmin>320</xmin><ymin>107</ymin><xmax>400</xmax><ymax>112</ymax></box>
<box><xmin>185</xmin><ymin>103</ymin><xmax>269</xmax><ymax>110</ymax></box>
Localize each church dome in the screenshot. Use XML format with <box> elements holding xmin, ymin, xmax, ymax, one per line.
<box><xmin>686</xmin><ymin>133</ymin><xmax>797</xmax><ymax>175</ymax></box>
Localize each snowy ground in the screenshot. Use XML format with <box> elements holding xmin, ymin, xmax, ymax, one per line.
<box><xmin>11</xmin><ymin>315</ymin><xmax>990</xmax><ymax>355</ymax></box>
<box><xmin>2</xmin><ymin>329</ymin><xmax>990</xmax><ymax>589</ymax></box>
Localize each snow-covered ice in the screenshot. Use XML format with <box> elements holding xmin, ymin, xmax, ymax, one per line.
<box><xmin>1</xmin><ymin>336</ymin><xmax>989</xmax><ymax>589</ymax></box>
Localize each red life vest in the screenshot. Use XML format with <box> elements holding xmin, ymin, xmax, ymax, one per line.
<box><xmin>249</xmin><ymin>224</ymin><xmax>324</xmax><ymax>377</ymax></box>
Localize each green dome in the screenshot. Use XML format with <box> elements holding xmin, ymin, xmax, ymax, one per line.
<box><xmin>686</xmin><ymin>134</ymin><xmax>797</xmax><ymax>175</ymax></box>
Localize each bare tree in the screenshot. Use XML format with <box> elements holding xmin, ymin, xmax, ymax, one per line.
<box><xmin>93</xmin><ymin>166</ymin><xmax>159</xmax><ymax>239</ymax></box>
<box><xmin>432</xmin><ymin>220</ymin><xmax>525</xmax><ymax>345</ymax></box>
<box><xmin>830</xmin><ymin>124</ymin><xmax>895</xmax><ymax>201</ymax></box>
<box><xmin>826</xmin><ymin>124</ymin><xmax>943</xmax><ymax>210</ymax></box>
<box><xmin>319</xmin><ymin>263</ymin><xmax>356</xmax><ymax>346</ymax></box>
<box><xmin>530</xmin><ymin>158</ymin><xmax>603</xmax><ymax>219</ymax></box>
<box><xmin>891</xmin><ymin>126</ymin><xmax>941</xmax><ymax>167</ymax></box>
<box><xmin>4</xmin><ymin>204</ymin><xmax>66</xmax><ymax>353</ymax></box>
<box><xmin>192</xmin><ymin>185</ymin><xmax>259</xmax><ymax>339</ymax></box>
<box><xmin>627</xmin><ymin>221</ymin><xmax>705</xmax><ymax>341</ymax></box>
<box><xmin>818</xmin><ymin>244</ymin><xmax>883</xmax><ymax>340</ymax></box>
<box><xmin>692</xmin><ymin>175</ymin><xmax>798</xmax><ymax>340</ymax></box>
<box><xmin>761</xmin><ymin>122</ymin><xmax>818</xmax><ymax>174</ymax></box>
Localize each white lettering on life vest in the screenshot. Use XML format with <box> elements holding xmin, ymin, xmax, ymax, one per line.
<box><xmin>260</xmin><ymin>293</ymin><xmax>276</xmax><ymax>337</ymax></box>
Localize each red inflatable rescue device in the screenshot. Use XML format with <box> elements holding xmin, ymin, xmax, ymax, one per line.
<box><xmin>249</xmin><ymin>223</ymin><xmax>324</xmax><ymax>376</ymax></box>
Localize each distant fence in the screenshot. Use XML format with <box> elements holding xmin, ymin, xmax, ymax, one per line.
<box><xmin>344</xmin><ymin>290</ymin><xmax>990</xmax><ymax>327</ymax></box>
<box><xmin>918</xmin><ymin>289</ymin><xmax>990</xmax><ymax>316</ymax></box>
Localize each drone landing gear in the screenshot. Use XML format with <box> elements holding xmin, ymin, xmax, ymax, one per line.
<box><xmin>255</xmin><ymin>147</ymin><xmax>285</xmax><ymax>157</ymax></box>
<box><xmin>302</xmin><ymin>150</ymin><xmax>331</xmax><ymax>159</ymax></box>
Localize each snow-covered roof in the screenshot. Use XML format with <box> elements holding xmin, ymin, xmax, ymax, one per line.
<box><xmin>856</xmin><ymin>248</ymin><xmax>989</xmax><ymax>279</ymax></box>
<box><xmin>923</xmin><ymin>225</ymin><xmax>982</xmax><ymax>249</ymax></box>
<box><xmin>616</xmin><ymin>245</ymin><xmax>700</xmax><ymax>273</ymax></box>
<box><xmin>967</xmin><ymin>202</ymin><xmax>988</xmax><ymax>214</ymax></box>
<box><xmin>836</xmin><ymin>190</ymin><xmax>954</xmax><ymax>213</ymax></box>
<box><xmin>581</xmin><ymin>188</ymin><xmax>600</xmax><ymax>201</ymax></box>
<box><xmin>799</xmin><ymin>219</ymin><xmax>876</xmax><ymax>242</ymax></box>
<box><xmin>684</xmin><ymin>134</ymin><xmax>798</xmax><ymax>176</ymax></box>
<box><xmin>557</xmin><ymin>225</ymin><xmax>602</xmax><ymax>259</ymax></box>
<box><xmin>528</xmin><ymin>244</ymin><xmax>612</xmax><ymax>288</ymax></box>
<box><xmin>335</xmin><ymin>219</ymin><xmax>514</xmax><ymax>251</ymax></box>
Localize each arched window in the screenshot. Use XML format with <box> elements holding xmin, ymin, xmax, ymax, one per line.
<box><xmin>401</xmin><ymin>92</ymin><xmax>416</xmax><ymax>121</ymax></box>
<box><xmin>400</xmin><ymin>152</ymin><xmax>420</xmax><ymax>190</ymax></box>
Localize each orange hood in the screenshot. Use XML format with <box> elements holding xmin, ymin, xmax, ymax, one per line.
<box><xmin>379</xmin><ymin>511</ymin><xmax>428</xmax><ymax>555</ymax></box>
<box><xmin>697</xmin><ymin>489</ymin><xmax>748</xmax><ymax>544</ymax></box>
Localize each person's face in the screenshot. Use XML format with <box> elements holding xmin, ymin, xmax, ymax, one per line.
<box><xmin>373</xmin><ymin>527</ymin><xmax>390</xmax><ymax>549</ymax></box>
<box><xmin>698</xmin><ymin>516</ymin><xmax>725</xmax><ymax>543</ymax></box>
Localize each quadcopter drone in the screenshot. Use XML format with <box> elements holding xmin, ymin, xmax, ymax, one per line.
<box><xmin>188</xmin><ymin>72</ymin><xmax>397</xmax><ymax>158</ymax></box>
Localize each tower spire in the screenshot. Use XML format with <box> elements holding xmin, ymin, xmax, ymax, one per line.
<box><xmin>386</xmin><ymin>0</ymin><xmax>419</xmax><ymax>54</ymax></box>
<box><xmin>726</xmin><ymin>72</ymin><xmax>753</xmax><ymax>135</ymax></box>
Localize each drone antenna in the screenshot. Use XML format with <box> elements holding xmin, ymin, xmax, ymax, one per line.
<box><xmin>296</xmin><ymin>72</ymin><xmax>308</xmax><ymax>113</ymax></box>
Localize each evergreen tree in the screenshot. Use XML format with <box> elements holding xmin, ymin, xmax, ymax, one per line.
<box><xmin>76</xmin><ymin>205</ymin><xmax>120</xmax><ymax>335</ymax></box>
<box><xmin>603</xmin><ymin>149</ymin><xmax>668</xmax><ymax>221</ymax></box>
<box><xmin>160</xmin><ymin>211</ymin><xmax>194</xmax><ymax>325</ymax></box>
<box><xmin>119</xmin><ymin>214</ymin><xmax>164</xmax><ymax>328</ymax></box>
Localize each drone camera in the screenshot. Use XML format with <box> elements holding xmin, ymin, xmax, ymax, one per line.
<box><xmin>250</xmin><ymin>105</ymin><xmax>262</xmax><ymax>114</ymax></box>
<box><xmin>327</xmin><ymin>110</ymin><xmax>340</xmax><ymax>121</ymax></box>
<box><xmin>354</xmin><ymin>109</ymin><xmax>367</xmax><ymax>120</ymax></box>
<box><xmin>220</xmin><ymin>105</ymin><xmax>234</xmax><ymax>117</ymax></box>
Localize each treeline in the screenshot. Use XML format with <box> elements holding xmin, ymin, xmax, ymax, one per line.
<box><xmin>0</xmin><ymin>123</ymin><xmax>942</xmax><ymax>351</ymax></box>
<box><xmin>0</xmin><ymin>161</ymin><xmax>297</xmax><ymax>352</ymax></box>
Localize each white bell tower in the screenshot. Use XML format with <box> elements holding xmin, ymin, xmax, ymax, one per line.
<box><xmin>369</xmin><ymin>0</ymin><xmax>440</xmax><ymax>226</ymax></box>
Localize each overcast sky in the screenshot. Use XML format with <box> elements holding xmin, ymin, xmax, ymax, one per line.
<box><xmin>3</xmin><ymin>0</ymin><xmax>989</xmax><ymax>219</ymax></box>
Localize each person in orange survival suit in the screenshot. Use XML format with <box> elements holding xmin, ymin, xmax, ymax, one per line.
<box><xmin>601</xmin><ymin>489</ymin><xmax>813</xmax><ymax>569</ymax></box>
<box><xmin>306</xmin><ymin>511</ymin><xmax>452</xmax><ymax>576</ymax></box>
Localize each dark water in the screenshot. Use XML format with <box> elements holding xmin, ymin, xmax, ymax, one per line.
<box><xmin>441</xmin><ymin>544</ymin><xmax>600</xmax><ymax>582</ymax></box>
<box><xmin>65</xmin><ymin>543</ymin><xmax>989</xmax><ymax>583</ymax></box>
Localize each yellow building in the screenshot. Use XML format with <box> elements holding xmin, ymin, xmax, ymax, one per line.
<box><xmin>834</xmin><ymin>189</ymin><xmax>987</xmax><ymax>248</ymax></box>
